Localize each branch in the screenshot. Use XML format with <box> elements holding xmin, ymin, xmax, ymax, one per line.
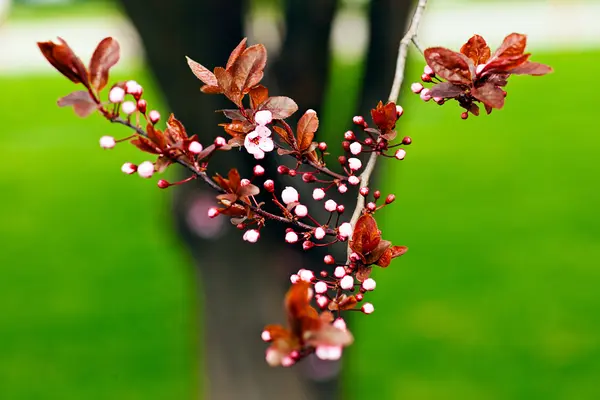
<box><xmin>347</xmin><ymin>0</ymin><xmax>428</xmax><ymax>260</ymax></box>
<box><xmin>110</xmin><ymin>117</ymin><xmax>336</xmax><ymax>235</ymax></box>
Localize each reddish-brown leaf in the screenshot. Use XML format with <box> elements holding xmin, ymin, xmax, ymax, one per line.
<box><xmin>200</xmin><ymin>85</ymin><xmax>222</xmax><ymax>94</ymax></box>
<box><xmin>273</xmin><ymin>125</ymin><xmax>295</xmax><ymax>146</ymax></box>
<box><xmin>226</xmin><ymin>38</ymin><xmax>248</xmax><ymax>70</ymax></box>
<box><xmin>155</xmin><ymin>156</ymin><xmax>172</xmax><ymax>173</ymax></box>
<box><xmin>231</xmin><ymin>44</ymin><xmax>267</xmax><ymax>93</ymax></box>
<box><xmin>220</xmin><ymin>109</ymin><xmax>246</xmax><ymax>120</ymax></box>
<box><xmin>424</xmin><ymin>47</ymin><xmax>472</xmax><ymax>85</ymax></box>
<box><xmin>328</xmin><ymin>294</ymin><xmax>358</xmax><ymax>311</ymax></box>
<box><xmin>296</xmin><ymin>110</ymin><xmax>319</xmax><ymax>151</ymax></box>
<box><xmin>370</xmin><ymin>101</ymin><xmax>398</xmax><ymax>131</ymax></box>
<box><xmin>131</xmin><ymin>136</ymin><xmax>161</xmax><ymax>154</ymax></box>
<box><xmin>249</xmin><ymin>85</ymin><xmax>269</xmax><ymax>109</ymax></box>
<box><xmin>468</xmin><ymin>102</ymin><xmax>481</xmax><ymax>116</ymax></box>
<box><xmin>509</xmin><ymin>61</ymin><xmax>553</xmax><ymax>76</ymax></box>
<box><xmin>89</xmin><ymin>37</ymin><xmax>120</xmax><ymax>91</ymax></box>
<box><xmin>57</xmin><ymin>90</ymin><xmax>97</xmax><ymax>117</ymax></box>
<box><xmin>214</xmin><ymin>67</ymin><xmax>242</xmax><ymax>107</ymax></box>
<box><xmin>471</xmin><ymin>83</ymin><xmax>505</xmax><ymax>109</ymax></box>
<box><xmin>227</xmin><ymin>168</ymin><xmax>242</xmax><ymax>192</ymax></box>
<box><xmin>166</xmin><ymin>114</ymin><xmax>188</xmax><ymax>144</ymax></box>
<box><xmin>260</xmin><ymin>96</ymin><xmax>298</xmax><ymax>120</ymax></box>
<box><xmin>483</xmin><ymin>54</ymin><xmax>530</xmax><ymax>74</ymax></box>
<box><xmin>356</xmin><ymin>265</ymin><xmax>372</xmax><ymax>283</ymax></box>
<box><xmin>238</xmin><ymin>184</ymin><xmax>260</xmax><ymax>197</ymax></box>
<box><xmin>390</xmin><ymin>245</ymin><xmax>408</xmax><ymax>258</ymax></box>
<box><xmin>186</xmin><ymin>56</ymin><xmax>218</xmax><ymax>86</ymax></box>
<box><xmin>350</xmin><ymin>214</ymin><xmax>381</xmax><ymax>256</ymax></box>
<box><xmin>429</xmin><ymin>82</ymin><xmax>465</xmax><ymax>98</ymax></box>
<box><xmin>37</xmin><ymin>38</ymin><xmax>89</xmax><ymax>86</ymax></box>
<box><xmin>460</xmin><ymin>34</ymin><xmax>491</xmax><ymax>65</ymax></box>
<box><xmin>364</xmin><ymin>239</ymin><xmax>392</xmax><ymax>265</ymax></box>
<box><xmin>146</xmin><ymin>123</ymin><xmax>166</xmax><ymax>150</ymax></box>
<box><xmin>491</xmin><ymin>33</ymin><xmax>527</xmax><ymax>60</ymax></box>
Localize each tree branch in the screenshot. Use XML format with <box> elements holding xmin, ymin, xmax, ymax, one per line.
<box><xmin>347</xmin><ymin>0</ymin><xmax>428</xmax><ymax>260</ymax></box>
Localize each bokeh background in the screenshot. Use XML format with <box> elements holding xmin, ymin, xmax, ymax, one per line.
<box><xmin>2</xmin><ymin>0</ymin><xmax>599</xmax><ymax>399</ymax></box>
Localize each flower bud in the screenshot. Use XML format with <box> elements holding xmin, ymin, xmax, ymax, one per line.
<box><xmin>340</xmin><ymin>275</ymin><xmax>354</xmax><ymax>290</ymax></box>
<box><xmin>99</xmin><ymin>135</ymin><xmax>115</xmax><ymax>149</ymax></box>
<box><xmin>374</xmin><ymin>190</ymin><xmax>381</xmax><ymax>199</ymax></box>
<box><xmin>338</xmin><ymin>222</ymin><xmax>353</xmax><ymax>238</ymax></box>
<box><xmin>349</xmin><ymin>142</ymin><xmax>362</xmax><ymax>155</ymax></box>
<box><xmin>137</xmin><ymin>161</ymin><xmax>154</xmax><ymax>179</ymax></box>
<box><xmin>395</xmin><ymin>149</ymin><xmax>406</xmax><ymax>160</ymax></box>
<box><xmin>121</xmin><ymin>101</ymin><xmax>136</xmax><ymax>115</ymax></box>
<box><xmin>324</xmin><ymin>199</ymin><xmax>337</xmax><ymax>212</ymax></box>
<box><xmin>121</xmin><ymin>162</ymin><xmax>137</xmax><ymax>175</ymax></box>
<box><xmin>148</xmin><ymin>110</ymin><xmax>160</xmax><ymax>124</ymax></box>
<box><xmin>342</xmin><ymin>141</ymin><xmax>351</xmax><ymax>152</ymax></box>
<box><xmin>424</xmin><ymin>65</ymin><xmax>435</xmax><ymax>76</ymax></box>
<box><xmin>240</xmin><ymin>178</ymin><xmax>251</xmax><ymax>186</ymax></box>
<box><xmin>420</xmin><ymin>88</ymin><xmax>432</xmax><ymax>102</ymax></box>
<box><xmin>411</xmin><ymin>82</ymin><xmax>424</xmax><ymax>94</ymax></box>
<box><xmin>324</xmin><ymin>255</ymin><xmax>335</xmax><ymax>265</ymax></box>
<box><xmin>188</xmin><ymin>141</ymin><xmax>203</xmax><ymax>154</ymax></box>
<box><xmin>288</xmin><ymin>169</ymin><xmax>297</xmax><ymax>177</ymax></box>
<box><xmin>136</xmin><ymin>99</ymin><xmax>147</xmax><ymax>114</ymax></box>
<box><xmin>352</xmin><ymin>115</ymin><xmax>365</xmax><ymax>126</ymax></box>
<box><xmin>302</xmin><ymin>173</ymin><xmax>315</xmax><ymax>183</ymax></box>
<box><xmin>285</xmin><ymin>231</ymin><xmax>299</xmax><ymax>243</ymax></box>
<box><xmin>396</xmin><ymin>105</ymin><xmax>404</xmax><ymax>117</ymax></box>
<box><xmin>421</xmin><ymin>73</ymin><xmax>432</xmax><ymax>82</ymax></box>
<box><xmin>361</xmin><ymin>303</ymin><xmax>375</xmax><ymax>314</ymax></box>
<box><xmin>261</xmin><ymin>330</ymin><xmax>272</xmax><ymax>342</ymax></box>
<box><xmin>350</xmin><ymin>252</ymin><xmax>361</xmax><ymax>262</ymax></box>
<box><xmin>208</xmin><ymin>207</ymin><xmax>219</xmax><ymax>218</ymax></box>
<box><xmin>294</xmin><ymin>204</ymin><xmax>308</xmax><ymax>217</ymax></box>
<box><xmin>338</xmin><ymin>184</ymin><xmax>348</xmax><ymax>194</ymax></box>
<box><xmin>243</xmin><ymin>229</ymin><xmax>260</xmax><ymax>243</ymax></box>
<box><xmin>362</xmin><ymin>278</ymin><xmax>376</xmax><ymax>291</ymax></box>
<box><xmin>314</xmin><ymin>281</ymin><xmax>328</xmax><ymax>294</ymax></box>
<box><xmin>348</xmin><ymin>158</ymin><xmax>362</xmax><ymax>171</ymax></box>
<box><xmin>277</xmin><ymin>165</ymin><xmax>289</xmax><ymax>175</ymax></box>
<box><xmin>253</xmin><ymin>165</ymin><xmax>265</xmax><ymax>176</ymax></box>
<box><xmin>290</xmin><ymin>274</ymin><xmax>300</xmax><ymax>284</ymax></box>
<box><xmin>348</xmin><ymin>176</ymin><xmax>360</xmax><ymax>186</ymax></box>
<box><xmin>364</xmin><ymin>138</ymin><xmax>374</xmax><ymax>146</ymax></box>
<box><xmin>313</xmin><ymin>188</ymin><xmax>325</xmax><ymax>200</ymax></box>
<box><xmin>367</xmin><ymin>202</ymin><xmax>376</xmax><ymax>212</ymax></box>
<box><xmin>214</xmin><ymin>136</ymin><xmax>227</xmax><ymax>147</ymax></box>
<box><xmin>434</xmin><ymin>97</ymin><xmax>445</xmax><ymax>105</ymax></box>
<box><xmin>157</xmin><ymin>179</ymin><xmax>170</xmax><ymax>189</ymax></box>
<box><xmin>359</xmin><ymin>187</ymin><xmax>369</xmax><ymax>196</ymax></box>
<box><xmin>299</xmin><ymin>269</ymin><xmax>314</xmax><ymax>282</ymax></box>
<box><xmin>302</xmin><ymin>241</ymin><xmax>314</xmax><ymax>251</ymax></box>
<box><xmin>336</xmin><ymin>205</ymin><xmax>345</xmax><ymax>214</ymax></box>
<box><xmin>316</xmin><ymin>295</ymin><xmax>329</xmax><ymax>309</ymax></box>
<box><xmin>318</xmin><ymin>142</ymin><xmax>327</xmax><ymax>151</ymax></box>
<box><xmin>356</xmin><ymin>293</ymin><xmax>364</xmax><ymax>301</ymax></box>
<box><xmin>254</xmin><ymin>110</ymin><xmax>273</xmax><ymax>126</ymax></box>
<box><xmin>314</xmin><ymin>227</ymin><xmax>326</xmax><ymax>240</ymax></box>
<box><xmin>264</xmin><ymin>179</ymin><xmax>275</xmax><ymax>192</ymax></box>
<box><xmin>334</xmin><ymin>266</ymin><xmax>346</xmax><ymax>278</ymax></box>
<box><xmin>281</xmin><ymin>186</ymin><xmax>299</xmax><ymax>204</ymax></box>
<box><xmin>109</xmin><ymin>87</ymin><xmax>125</xmax><ymax>103</ymax></box>
<box><xmin>461</xmin><ymin>112</ymin><xmax>469</xmax><ymax>120</ymax></box>
<box><xmin>385</xmin><ymin>194</ymin><xmax>396</xmax><ymax>204</ymax></box>
<box><xmin>402</xmin><ymin>136</ymin><xmax>412</xmax><ymax>145</ymax></box>
<box><xmin>344</xmin><ymin>130</ymin><xmax>355</xmax><ymax>141</ymax></box>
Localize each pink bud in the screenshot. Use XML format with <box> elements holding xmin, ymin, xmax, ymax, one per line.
<box><xmin>302</xmin><ymin>241</ymin><xmax>314</xmax><ymax>251</ymax></box>
<box><xmin>253</xmin><ymin>165</ymin><xmax>265</xmax><ymax>176</ymax></box>
<box><xmin>340</xmin><ymin>275</ymin><xmax>354</xmax><ymax>290</ymax></box>
<box><xmin>402</xmin><ymin>136</ymin><xmax>412</xmax><ymax>145</ymax></box>
<box><xmin>424</xmin><ymin>65</ymin><xmax>434</xmax><ymax>76</ymax></box>
<box><xmin>277</xmin><ymin>165</ymin><xmax>289</xmax><ymax>175</ymax></box>
<box><xmin>188</xmin><ymin>141</ymin><xmax>203</xmax><ymax>154</ymax></box>
<box><xmin>254</xmin><ymin>110</ymin><xmax>273</xmax><ymax>126</ymax></box>
<box><xmin>421</xmin><ymin>73</ymin><xmax>432</xmax><ymax>82</ymax></box>
<box><xmin>290</xmin><ymin>274</ymin><xmax>300</xmax><ymax>284</ymax></box>
<box><xmin>137</xmin><ymin>161</ymin><xmax>154</xmax><ymax>179</ymax></box>
<box><xmin>337</xmin><ymin>205</ymin><xmax>345</xmax><ymax>213</ymax></box>
<box><xmin>362</xmin><ymin>278</ymin><xmax>376</xmax><ymax>291</ymax></box>
<box><xmin>411</xmin><ymin>82</ymin><xmax>424</xmax><ymax>93</ymax></box>
<box><xmin>334</xmin><ymin>266</ymin><xmax>346</xmax><ymax>278</ymax></box>
<box><xmin>285</xmin><ymin>231</ymin><xmax>299</xmax><ymax>243</ymax></box>
<box><xmin>349</xmin><ymin>142</ymin><xmax>362</xmax><ymax>155</ymax></box>
<box><xmin>359</xmin><ymin>187</ymin><xmax>369</xmax><ymax>196</ymax></box>
<box><xmin>374</xmin><ymin>190</ymin><xmax>381</xmax><ymax>199</ymax></box>
<box><xmin>240</xmin><ymin>178</ymin><xmax>251</xmax><ymax>187</ymax></box>
<box><xmin>261</xmin><ymin>330</ymin><xmax>272</xmax><ymax>342</ymax></box>
<box><xmin>208</xmin><ymin>207</ymin><xmax>219</xmax><ymax>218</ymax></box>
<box><xmin>338</xmin><ymin>184</ymin><xmax>348</xmax><ymax>194</ymax></box>
<box><xmin>348</xmin><ymin>176</ymin><xmax>360</xmax><ymax>186</ymax></box>
<box><xmin>396</xmin><ymin>105</ymin><xmax>404</xmax><ymax>117</ymax></box>
<box><xmin>314</xmin><ymin>227</ymin><xmax>326</xmax><ymax>240</ymax></box>
<box><xmin>109</xmin><ymin>87</ymin><xmax>125</xmax><ymax>103</ymax></box>
<box><xmin>316</xmin><ymin>295</ymin><xmax>329</xmax><ymax>309</ymax></box>
<box><xmin>243</xmin><ymin>229</ymin><xmax>260</xmax><ymax>243</ymax></box>
<box><xmin>324</xmin><ymin>255</ymin><xmax>335</xmax><ymax>265</ymax></box>
<box><xmin>294</xmin><ymin>204</ymin><xmax>308</xmax><ymax>217</ymax></box>
<box><xmin>137</xmin><ymin>99</ymin><xmax>147</xmax><ymax>114</ymax></box>
<box><xmin>288</xmin><ymin>169</ymin><xmax>297</xmax><ymax>177</ymax></box>
<box><xmin>121</xmin><ymin>162</ymin><xmax>137</xmax><ymax>175</ymax></box>
<box><xmin>324</xmin><ymin>199</ymin><xmax>337</xmax><ymax>212</ymax></box>
<box><xmin>352</xmin><ymin>115</ymin><xmax>366</xmax><ymax>127</ymax></box>
<box><xmin>299</xmin><ymin>270</ymin><xmax>314</xmax><ymax>283</ymax></box>
<box><xmin>125</xmin><ymin>80</ymin><xmax>139</xmax><ymax>94</ymax></box>
<box><xmin>367</xmin><ymin>202</ymin><xmax>376</xmax><ymax>212</ymax></box>
<box><xmin>148</xmin><ymin>110</ymin><xmax>160</xmax><ymax>124</ymax></box>
<box><xmin>121</xmin><ymin>101</ymin><xmax>136</xmax><ymax>115</ymax></box>
<box><xmin>461</xmin><ymin>112</ymin><xmax>469</xmax><ymax>120</ymax></box>
<box><xmin>350</xmin><ymin>252</ymin><xmax>361</xmax><ymax>262</ymax></box>
<box><xmin>420</xmin><ymin>88</ymin><xmax>432</xmax><ymax>102</ymax></box>
<box><xmin>348</xmin><ymin>158</ymin><xmax>362</xmax><ymax>171</ymax></box>
<box><xmin>214</xmin><ymin>136</ymin><xmax>227</xmax><ymax>147</ymax></box>
<box><xmin>338</xmin><ymin>222</ymin><xmax>353</xmax><ymax>238</ymax></box>
<box><xmin>344</xmin><ymin>130</ymin><xmax>355</xmax><ymax>141</ymax></box>
<box><xmin>302</xmin><ymin>173</ymin><xmax>315</xmax><ymax>183</ymax></box>
<box><xmin>333</xmin><ymin>318</ymin><xmax>347</xmax><ymax>331</ymax></box>
<box><xmin>281</xmin><ymin>186</ymin><xmax>299</xmax><ymax>205</ymax></box>
<box><xmin>157</xmin><ymin>179</ymin><xmax>170</xmax><ymax>189</ymax></box>
<box><xmin>361</xmin><ymin>303</ymin><xmax>375</xmax><ymax>314</ymax></box>
<box><xmin>386</xmin><ymin>194</ymin><xmax>396</xmax><ymax>204</ymax></box>
<box><xmin>314</xmin><ymin>281</ymin><xmax>328</xmax><ymax>294</ymax></box>
<box><xmin>313</xmin><ymin>188</ymin><xmax>326</xmax><ymax>200</ymax></box>
<box><xmin>318</xmin><ymin>142</ymin><xmax>327</xmax><ymax>151</ymax></box>
<box><xmin>433</xmin><ymin>97</ymin><xmax>444</xmax><ymax>104</ymax></box>
<box><xmin>99</xmin><ymin>135</ymin><xmax>115</xmax><ymax>149</ymax></box>
<box><xmin>395</xmin><ymin>149</ymin><xmax>406</xmax><ymax>160</ymax></box>
<box><xmin>264</xmin><ymin>179</ymin><xmax>275</xmax><ymax>192</ymax></box>
<box><xmin>342</xmin><ymin>141</ymin><xmax>350</xmax><ymax>152</ymax></box>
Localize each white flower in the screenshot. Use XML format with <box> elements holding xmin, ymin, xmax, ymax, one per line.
<box><xmin>109</xmin><ymin>87</ymin><xmax>125</xmax><ymax>103</ymax></box>
<box><xmin>340</xmin><ymin>275</ymin><xmax>354</xmax><ymax>290</ymax></box>
<box><xmin>137</xmin><ymin>161</ymin><xmax>154</xmax><ymax>178</ymax></box>
<box><xmin>314</xmin><ymin>227</ymin><xmax>326</xmax><ymax>240</ymax></box>
<box><xmin>99</xmin><ymin>136</ymin><xmax>115</xmax><ymax>149</ymax></box>
<box><xmin>348</xmin><ymin>158</ymin><xmax>362</xmax><ymax>171</ymax></box>
<box><xmin>349</xmin><ymin>142</ymin><xmax>362</xmax><ymax>155</ymax></box>
<box><xmin>254</xmin><ymin>110</ymin><xmax>273</xmax><ymax>126</ymax></box>
<box><xmin>244</xmin><ymin>125</ymin><xmax>274</xmax><ymax>160</ymax></box>
<box><xmin>188</xmin><ymin>141</ymin><xmax>203</xmax><ymax>154</ymax></box>
<box><xmin>362</xmin><ymin>278</ymin><xmax>376</xmax><ymax>291</ymax></box>
<box><xmin>314</xmin><ymin>281</ymin><xmax>328</xmax><ymax>294</ymax></box>
<box><xmin>295</xmin><ymin>204</ymin><xmax>308</xmax><ymax>217</ymax></box>
<box><xmin>243</xmin><ymin>229</ymin><xmax>260</xmax><ymax>243</ymax></box>
<box><xmin>395</xmin><ymin>149</ymin><xmax>406</xmax><ymax>160</ymax></box>
<box><xmin>324</xmin><ymin>199</ymin><xmax>337</xmax><ymax>212</ymax></box>
<box><xmin>121</xmin><ymin>101</ymin><xmax>136</xmax><ymax>115</ymax></box>
<box><xmin>281</xmin><ymin>186</ymin><xmax>299</xmax><ymax>204</ymax></box>
<box><xmin>338</xmin><ymin>222</ymin><xmax>353</xmax><ymax>238</ymax></box>
<box><xmin>313</xmin><ymin>188</ymin><xmax>326</xmax><ymax>200</ymax></box>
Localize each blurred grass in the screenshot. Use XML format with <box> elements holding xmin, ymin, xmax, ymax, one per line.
<box><xmin>9</xmin><ymin>1</ymin><xmax>121</xmax><ymax>21</ymax></box>
<box><xmin>1</xmin><ymin>50</ymin><xmax>599</xmax><ymax>399</ymax></box>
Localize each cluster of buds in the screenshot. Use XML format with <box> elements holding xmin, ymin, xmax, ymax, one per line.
<box><xmin>411</xmin><ymin>33</ymin><xmax>552</xmax><ymax>118</ymax></box>
<box><xmin>37</xmin><ymin>30</ymin><xmax>550</xmax><ymax>367</ymax></box>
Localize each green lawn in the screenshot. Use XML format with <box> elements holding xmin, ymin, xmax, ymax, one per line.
<box><xmin>1</xmin><ymin>51</ymin><xmax>599</xmax><ymax>399</ymax></box>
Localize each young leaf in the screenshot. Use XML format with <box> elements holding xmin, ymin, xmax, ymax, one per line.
<box><xmin>483</xmin><ymin>54</ymin><xmax>530</xmax><ymax>74</ymax></box>
<box><xmin>249</xmin><ymin>85</ymin><xmax>269</xmax><ymax>110</ymax></box>
<box><xmin>186</xmin><ymin>56</ymin><xmax>218</xmax><ymax>86</ymax></box>
<box><xmin>89</xmin><ymin>37</ymin><xmax>120</xmax><ymax>92</ymax></box>
<box><xmin>37</xmin><ymin>37</ymin><xmax>89</xmax><ymax>86</ymax></box>
<box><xmin>424</xmin><ymin>47</ymin><xmax>472</xmax><ymax>85</ymax></box>
<box><xmin>491</xmin><ymin>33</ymin><xmax>527</xmax><ymax>60</ymax></box>
<box><xmin>231</xmin><ymin>44</ymin><xmax>267</xmax><ymax>93</ymax></box>
<box><xmin>296</xmin><ymin>110</ymin><xmax>319</xmax><ymax>151</ymax></box>
<box><xmin>460</xmin><ymin>34</ymin><xmax>491</xmax><ymax>65</ymax></box>
<box><xmin>471</xmin><ymin>83</ymin><xmax>505</xmax><ymax>109</ymax></box>
<box><xmin>509</xmin><ymin>61</ymin><xmax>553</xmax><ymax>76</ymax></box>
<box><xmin>214</xmin><ymin>67</ymin><xmax>242</xmax><ymax>107</ymax></box>
<box><xmin>429</xmin><ymin>82</ymin><xmax>464</xmax><ymax>98</ymax></box>
<box><xmin>57</xmin><ymin>90</ymin><xmax>97</xmax><ymax>117</ymax></box>
<box><xmin>226</xmin><ymin>38</ymin><xmax>248</xmax><ymax>71</ymax></box>
<box><xmin>350</xmin><ymin>214</ymin><xmax>381</xmax><ymax>256</ymax></box>
<box><xmin>260</xmin><ymin>96</ymin><xmax>298</xmax><ymax>120</ymax></box>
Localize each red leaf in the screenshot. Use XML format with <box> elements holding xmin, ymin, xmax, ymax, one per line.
<box><xmin>131</xmin><ymin>136</ymin><xmax>161</xmax><ymax>154</ymax></box>
<box><xmin>165</xmin><ymin>114</ymin><xmax>188</xmax><ymax>144</ymax></box>
<box><xmin>491</xmin><ymin>33</ymin><xmax>527</xmax><ymax>60</ymax></box>
<box><xmin>37</xmin><ymin>38</ymin><xmax>89</xmax><ymax>87</ymax></box>
<box><xmin>424</xmin><ymin>47</ymin><xmax>472</xmax><ymax>85</ymax></box>
<box><xmin>429</xmin><ymin>82</ymin><xmax>465</xmax><ymax>98</ymax></box>
<box><xmin>57</xmin><ymin>90</ymin><xmax>97</xmax><ymax>117</ymax></box>
<box><xmin>483</xmin><ymin>54</ymin><xmax>530</xmax><ymax>74</ymax></box>
<box><xmin>200</xmin><ymin>85</ymin><xmax>222</xmax><ymax>94</ymax></box>
<box><xmin>370</xmin><ymin>101</ymin><xmax>398</xmax><ymax>131</ymax></box>
<box><xmin>214</xmin><ymin>67</ymin><xmax>242</xmax><ymax>107</ymax></box>
<box><xmin>460</xmin><ymin>34</ymin><xmax>491</xmax><ymax>65</ymax></box>
<box><xmin>296</xmin><ymin>109</ymin><xmax>319</xmax><ymax>151</ymax></box>
<box><xmin>273</xmin><ymin>125</ymin><xmax>295</xmax><ymax>146</ymax></box>
<box><xmin>89</xmin><ymin>37</ymin><xmax>120</xmax><ymax>91</ymax></box>
<box><xmin>468</xmin><ymin>102</ymin><xmax>480</xmax><ymax>116</ymax></box>
<box><xmin>509</xmin><ymin>61</ymin><xmax>553</xmax><ymax>76</ymax></box>
<box><xmin>249</xmin><ymin>85</ymin><xmax>269</xmax><ymax>110</ymax></box>
<box><xmin>226</xmin><ymin>38</ymin><xmax>248</xmax><ymax>71</ymax></box>
<box><xmin>260</xmin><ymin>96</ymin><xmax>298</xmax><ymax>120</ymax></box>
<box><xmin>186</xmin><ymin>56</ymin><xmax>218</xmax><ymax>86</ymax></box>
<box><xmin>350</xmin><ymin>214</ymin><xmax>381</xmax><ymax>256</ymax></box>
<box><xmin>471</xmin><ymin>83</ymin><xmax>505</xmax><ymax>109</ymax></box>
<box><xmin>146</xmin><ymin>123</ymin><xmax>166</xmax><ymax>150</ymax></box>
<box><xmin>231</xmin><ymin>44</ymin><xmax>267</xmax><ymax>93</ymax></box>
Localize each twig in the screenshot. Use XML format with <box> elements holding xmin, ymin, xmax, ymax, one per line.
<box><xmin>346</xmin><ymin>0</ymin><xmax>428</xmax><ymax>260</ymax></box>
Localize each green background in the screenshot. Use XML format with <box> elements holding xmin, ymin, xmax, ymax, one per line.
<box><xmin>1</xmin><ymin>1</ymin><xmax>599</xmax><ymax>399</ymax></box>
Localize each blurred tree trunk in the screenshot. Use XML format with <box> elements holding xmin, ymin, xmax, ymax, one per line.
<box><xmin>119</xmin><ymin>0</ymin><xmax>411</xmax><ymax>398</ymax></box>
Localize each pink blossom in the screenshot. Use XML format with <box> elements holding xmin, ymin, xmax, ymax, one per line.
<box><xmin>314</xmin><ymin>281</ymin><xmax>328</xmax><ymax>294</ymax></box>
<box><xmin>315</xmin><ymin>345</ymin><xmax>343</xmax><ymax>361</ymax></box>
<box><xmin>316</xmin><ymin>295</ymin><xmax>329</xmax><ymax>309</ymax></box>
<box><xmin>362</xmin><ymin>278</ymin><xmax>376</xmax><ymax>291</ymax></box>
<box><xmin>254</xmin><ymin>110</ymin><xmax>273</xmax><ymax>126</ymax></box>
<box><xmin>348</xmin><ymin>176</ymin><xmax>360</xmax><ymax>186</ymax></box>
<box><xmin>334</xmin><ymin>266</ymin><xmax>346</xmax><ymax>278</ymax></box>
<box><xmin>244</xmin><ymin>125</ymin><xmax>274</xmax><ymax>159</ymax></box>
<box><xmin>214</xmin><ymin>136</ymin><xmax>227</xmax><ymax>147</ymax></box>
<box><xmin>340</xmin><ymin>275</ymin><xmax>354</xmax><ymax>290</ymax></box>
<box><xmin>349</xmin><ymin>142</ymin><xmax>362</xmax><ymax>155</ymax></box>
<box><xmin>253</xmin><ymin>165</ymin><xmax>265</xmax><ymax>176</ymax></box>
<box><xmin>261</xmin><ymin>330</ymin><xmax>272</xmax><ymax>342</ymax></box>
<box><xmin>290</xmin><ymin>274</ymin><xmax>300</xmax><ymax>284</ymax></box>
<box><xmin>148</xmin><ymin>110</ymin><xmax>160</xmax><ymax>124</ymax></box>
<box><xmin>99</xmin><ymin>135</ymin><xmax>115</xmax><ymax>149</ymax></box>
<box><xmin>395</xmin><ymin>149</ymin><xmax>406</xmax><ymax>160</ymax></box>
<box><xmin>299</xmin><ymin>269</ymin><xmax>314</xmax><ymax>282</ymax></box>
<box><xmin>243</xmin><ymin>229</ymin><xmax>260</xmax><ymax>243</ymax></box>
<box><xmin>338</xmin><ymin>222</ymin><xmax>353</xmax><ymax>238</ymax></box>
<box><xmin>188</xmin><ymin>141</ymin><xmax>203</xmax><ymax>154</ymax></box>
<box><xmin>411</xmin><ymin>82</ymin><xmax>424</xmax><ymax>93</ymax></box>
<box><xmin>121</xmin><ymin>101</ymin><xmax>136</xmax><ymax>115</ymax></box>
<box><xmin>207</xmin><ymin>207</ymin><xmax>219</xmax><ymax>218</ymax></box>
<box><xmin>420</xmin><ymin>88</ymin><xmax>432</xmax><ymax>102</ymax></box>
<box><xmin>314</xmin><ymin>227</ymin><xmax>326</xmax><ymax>240</ymax></box>
<box><xmin>137</xmin><ymin>161</ymin><xmax>154</xmax><ymax>178</ymax></box>
<box><xmin>285</xmin><ymin>231</ymin><xmax>299</xmax><ymax>243</ymax></box>
<box><xmin>281</xmin><ymin>186</ymin><xmax>299</xmax><ymax>204</ymax></box>
<box><xmin>348</xmin><ymin>158</ymin><xmax>362</xmax><ymax>171</ymax></box>
<box><xmin>424</xmin><ymin>65</ymin><xmax>434</xmax><ymax>76</ymax></box>
<box><xmin>108</xmin><ymin>87</ymin><xmax>125</xmax><ymax>103</ymax></box>
<box><xmin>121</xmin><ymin>162</ymin><xmax>136</xmax><ymax>175</ymax></box>
<box><xmin>324</xmin><ymin>199</ymin><xmax>337</xmax><ymax>212</ymax></box>
<box><xmin>294</xmin><ymin>204</ymin><xmax>308</xmax><ymax>217</ymax></box>
<box><xmin>313</xmin><ymin>188</ymin><xmax>325</xmax><ymax>200</ymax></box>
<box><xmin>361</xmin><ymin>303</ymin><xmax>375</xmax><ymax>314</ymax></box>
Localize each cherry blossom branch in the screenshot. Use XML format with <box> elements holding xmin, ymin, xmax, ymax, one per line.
<box><xmin>110</xmin><ymin>116</ymin><xmax>335</xmax><ymax>234</ymax></box>
<box><xmin>347</xmin><ymin>0</ymin><xmax>428</xmax><ymax>260</ymax></box>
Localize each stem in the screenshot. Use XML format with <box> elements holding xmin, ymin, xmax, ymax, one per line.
<box><xmin>346</xmin><ymin>0</ymin><xmax>428</xmax><ymax>261</ymax></box>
